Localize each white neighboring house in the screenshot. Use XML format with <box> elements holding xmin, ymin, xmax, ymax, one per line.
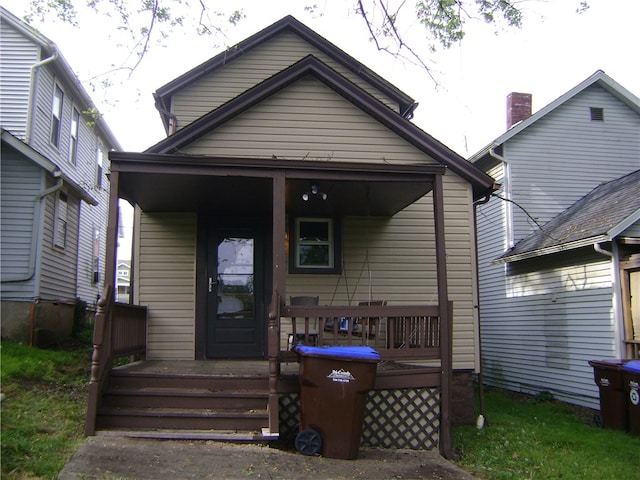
<box><xmin>470</xmin><ymin>70</ymin><xmax>640</xmax><ymax>409</ymax></box>
<box><xmin>116</xmin><ymin>261</ymin><xmax>131</xmax><ymax>303</ymax></box>
<box><xmin>0</xmin><ymin>6</ymin><xmax>120</xmax><ymax>343</ymax></box>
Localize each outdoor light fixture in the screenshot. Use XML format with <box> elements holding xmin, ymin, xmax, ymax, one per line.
<box><xmin>302</xmin><ymin>183</ymin><xmax>327</xmax><ymax>201</ymax></box>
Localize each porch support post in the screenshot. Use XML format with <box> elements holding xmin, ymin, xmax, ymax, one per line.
<box><xmin>267</xmin><ymin>171</ymin><xmax>286</xmax><ymax>437</ymax></box>
<box><xmin>433</xmin><ymin>173</ymin><xmax>453</xmax><ymax>458</ymax></box>
<box><xmin>104</xmin><ymin>171</ymin><xmax>120</xmax><ymax>302</ymax></box>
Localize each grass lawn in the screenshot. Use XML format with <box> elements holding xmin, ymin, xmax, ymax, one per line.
<box><xmin>2</xmin><ymin>338</ymin><xmax>639</xmax><ymax>479</ymax></box>
<box><xmin>453</xmin><ymin>387</ymin><xmax>640</xmax><ymax>479</ymax></box>
<box><xmin>1</xmin><ymin>340</ymin><xmax>91</xmax><ymax>479</ymax></box>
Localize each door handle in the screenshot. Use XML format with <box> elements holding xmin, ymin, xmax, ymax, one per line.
<box><xmin>208</xmin><ymin>277</ymin><xmax>217</xmax><ymax>293</ymax></box>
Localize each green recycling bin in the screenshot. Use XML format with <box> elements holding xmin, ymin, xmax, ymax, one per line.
<box><xmin>294</xmin><ymin>345</ymin><xmax>380</xmax><ymax>459</ymax></box>
<box><xmin>588</xmin><ymin>359</ymin><xmax>629</xmax><ymax>430</ymax></box>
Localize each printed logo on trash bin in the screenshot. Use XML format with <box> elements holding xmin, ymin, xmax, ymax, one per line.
<box><xmin>328</xmin><ymin>369</ymin><xmax>356</xmax><ymax>383</ymax></box>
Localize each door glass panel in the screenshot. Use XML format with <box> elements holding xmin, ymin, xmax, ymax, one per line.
<box><xmin>217</xmin><ymin>237</ymin><xmax>254</xmax><ymax>318</ymax></box>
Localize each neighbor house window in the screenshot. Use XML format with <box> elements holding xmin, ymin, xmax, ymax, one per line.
<box><xmin>95</xmin><ymin>148</ymin><xmax>103</xmax><ymax>188</ymax></box>
<box><xmin>289</xmin><ymin>217</ymin><xmax>341</xmax><ymax>274</ymax></box>
<box><xmin>50</xmin><ymin>84</ymin><xmax>64</xmax><ymax>147</ymax></box>
<box><xmin>69</xmin><ymin>108</ymin><xmax>80</xmax><ymax>164</ymax></box>
<box><xmin>92</xmin><ymin>227</ymin><xmax>100</xmax><ymax>284</ymax></box>
<box><xmin>53</xmin><ymin>191</ymin><xmax>68</xmax><ymax>248</ymax></box>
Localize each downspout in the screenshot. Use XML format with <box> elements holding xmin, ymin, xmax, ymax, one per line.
<box><xmin>26</xmin><ymin>48</ymin><xmax>59</xmax><ymax>144</ymax></box>
<box><xmin>489</xmin><ymin>146</ymin><xmax>514</xmax><ymax>249</ymax></box>
<box><xmin>594</xmin><ymin>242</ymin><xmax>624</xmax><ymax>358</ymax></box>
<box><xmin>473</xmin><ymin>191</ymin><xmax>492</xmax><ymax>428</ymax></box>
<box><xmin>2</xmin><ymin>171</ymin><xmax>64</xmax><ymax>282</ymax></box>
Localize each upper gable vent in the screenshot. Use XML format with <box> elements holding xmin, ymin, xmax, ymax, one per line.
<box><xmin>590</xmin><ymin>107</ymin><xmax>604</xmax><ymax>121</ymax></box>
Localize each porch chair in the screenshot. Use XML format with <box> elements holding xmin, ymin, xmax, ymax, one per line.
<box><xmin>357</xmin><ymin>300</ymin><xmax>387</xmax><ymax>339</ymax></box>
<box><xmin>288</xmin><ymin>296</ymin><xmax>319</xmax><ymax>349</ymax></box>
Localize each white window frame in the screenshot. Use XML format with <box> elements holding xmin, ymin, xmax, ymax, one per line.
<box><xmin>53</xmin><ymin>191</ymin><xmax>68</xmax><ymax>249</ymax></box>
<box><xmin>50</xmin><ymin>84</ymin><xmax>64</xmax><ymax>148</ymax></box>
<box><xmin>289</xmin><ymin>217</ymin><xmax>341</xmax><ymax>274</ymax></box>
<box><xmin>95</xmin><ymin>147</ymin><xmax>104</xmax><ymax>188</ymax></box>
<box><xmin>69</xmin><ymin>107</ymin><xmax>80</xmax><ymax>164</ymax></box>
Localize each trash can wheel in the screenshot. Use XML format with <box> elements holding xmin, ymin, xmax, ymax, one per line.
<box><xmin>295</xmin><ymin>428</ymin><xmax>322</xmax><ymax>456</ymax></box>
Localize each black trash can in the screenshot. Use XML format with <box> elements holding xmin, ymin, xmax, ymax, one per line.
<box><xmin>588</xmin><ymin>359</ymin><xmax>629</xmax><ymax>430</ymax></box>
<box><xmin>622</xmin><ymin>360</ymin><xmax>640</xmax><ymax>437</ymax></box>
<box><xmin>294</xmin><ymin>345</ymin><xmax>380</xmax><ymax>459</ymax></box>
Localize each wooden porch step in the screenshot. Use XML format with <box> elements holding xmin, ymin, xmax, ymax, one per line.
<box><xmin>95</xmin><ymin>429</ymin><xmax>274</xmax><ymax>442</ymax></box>
<box><xmin>102</xmin><ymin>387</ymin><xmax>268</xmax><ymax>410</ymax></box>
<box><xmin>96</xmin><ymin>406</ymin><xmax>269</xmax><ymax>431</ymax></box>
<box><xmin>108</xmin><ymin>369</ymin><xmax>269</xmax><ymax>391</ymax></box>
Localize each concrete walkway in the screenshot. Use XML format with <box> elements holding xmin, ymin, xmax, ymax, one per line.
<box><xmin>58</xmin><ymin>436</ymin><xmax>477</xmax><ymax>480</ymax></box>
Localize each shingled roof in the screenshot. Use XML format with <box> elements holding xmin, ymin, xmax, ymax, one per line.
<box><xmin>496</xmin><ymin>169</ymin><xmax>640</xmax><ymax>263</ymax></box>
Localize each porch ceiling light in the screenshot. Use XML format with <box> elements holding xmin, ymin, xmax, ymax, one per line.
<box><xmin>302</xmin><ymin>183</ymin><xmax>327</xmax><ymax>201</ymax></box>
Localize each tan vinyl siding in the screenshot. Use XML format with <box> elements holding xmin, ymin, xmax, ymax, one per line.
<box><xmin>286</xmin><ymin>174</ymin><xmax>479</xmax><ymax>370</ymax></box>
<box><xmin>175</xmin><ymin>73</ymin><xmax>479</xmax><ymax>369</ymax></box>
<box><xmin>135</xmin><ymin>212</ymin><xmax>197</xmax><ymax>360</ymax></box>
<box><xmin>171</xmin><ymin>31</ymin><xmax>398</xmax><ymax>130</ymax></box>
<box><xmin>182</xmin><ymin>76</ymin><xmax>429</xmax><ymax>164</ymax></box>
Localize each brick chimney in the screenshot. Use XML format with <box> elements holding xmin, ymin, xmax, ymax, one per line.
<box><xmin>506</xmin><ymin>92</ymin><xmax>532</xmax><ymax>129</ymax></box>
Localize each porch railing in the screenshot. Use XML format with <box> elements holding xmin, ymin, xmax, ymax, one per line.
<box><xmin>85</xmin><ymin>286</ymin><xmax>148</xmax><ymax>436</ymax></box>
<box><xmin>277</xmin><ymin>304</ymin><xmax>446</xmax><ymax>362</ymax></box>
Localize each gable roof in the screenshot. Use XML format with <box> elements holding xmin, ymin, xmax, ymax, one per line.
<box><xmin>152</xmin><ymin>15</ymin><xmax>418</xmax><ymax>133</ymax></box>
<box><xmin>495</xmin><ymin>169</ymin><xmax>640</xmax><ymax>264</ymax></box>
<box><xmin>0</xmin><ymin>6</ymin><xmax>121</xmax><ymax>150</ymax></box>
<box><xmin>469</xmin><ymin>70</ymin><xmax>640</xmax><ymax>164</ymax></box>
<box><xmin>146</xmin><ymin>54</ymin><xmax>495</xmax><ymax>199</ymax></box>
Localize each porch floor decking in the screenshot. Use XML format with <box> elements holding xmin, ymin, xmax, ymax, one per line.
<box><xmin>111</xmin><ymin>359</ymin><xmax>441</xmax><ymax>390</ymax></box>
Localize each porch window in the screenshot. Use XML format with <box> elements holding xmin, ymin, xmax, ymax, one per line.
<box><xmin>290</xmin><ymin>217</ymin><xmax>341</xmax><ymax>274</ymax></box>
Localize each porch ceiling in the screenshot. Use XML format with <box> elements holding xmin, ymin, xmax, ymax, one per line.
<box><xmin>111</xmin><ymin>154</ymin><xmax>443</xmax><ymax>216</ymax></box>
<box><xmin>118</xmin><ymin>172</ymin><xmax>432</xmax><ymax>216</ymax></box>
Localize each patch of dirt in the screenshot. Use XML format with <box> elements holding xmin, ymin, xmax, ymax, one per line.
<box><xmin>58</xmin><ymin>437</ymin><xmax>478</xmax><ymax>480</ymax></box>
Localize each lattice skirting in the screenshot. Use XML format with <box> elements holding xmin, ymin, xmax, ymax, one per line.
<box><xmin>279</xmin><ymin>388</ymin><xmax>440</xmax><ymax>450</ymax></box>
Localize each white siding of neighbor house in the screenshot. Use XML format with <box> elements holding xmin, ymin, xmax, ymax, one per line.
<box><xmin>170</xmin><ymin>31</ymin><xmax>398</xmax><ymax>131</ymax></box>
<box><xmin>622</xmin><ymin>221</ymin><xmax>640</xmax><ymax>237</ymax></box>
<box><xmin>505</xmin><ymin>84</ymin><xmax>640</xmax><ymax>241</ymax></box>
<box><xmin>135</xmin><ymin>212</ymin><xmax>197</xmax><ymax>360</ymax></box>
<box><xmin>0</xmin><ymin>15</ymin><xmax>114</xmax><ymax>306</ymax></box>
<box><xmin>143</xmin><ymin>74</ymin><xmax>480</xmax><ymax>369</ymax></box>
<box><xmin>39</xmin><ymin>182</ymin><xmax>81</xmax><ymax>300</ymax></box>
<box><xmin>0</xmin><ymin>16</ymin><xmax>38</xmax><ymax>139</ymax></box>
<box><xmin>476</xmin><ymin>84</ymin><xmax>640</xmax><ymax>409</ymax></box>
<box><xmin>0</xmin><ymin>152</ymin><xmax>43</xmax><ymax>299</ymax></box>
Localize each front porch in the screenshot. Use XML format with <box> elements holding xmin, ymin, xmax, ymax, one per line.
<box><xmin>86</xmin><ymin>294</ymin><xmax>450</xmax><ymax>451</ymax></box>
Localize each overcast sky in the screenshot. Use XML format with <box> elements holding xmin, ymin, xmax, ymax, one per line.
<box><xmin>4</xmin><ymin>0</ymin><xmax>639</xmax><ymax>157</ymax></box>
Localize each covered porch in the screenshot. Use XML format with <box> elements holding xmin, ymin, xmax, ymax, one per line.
<box><xmin>86</xmin><ymin>152</ymin><xmax>455</xmax><ymax>455</ymax></box>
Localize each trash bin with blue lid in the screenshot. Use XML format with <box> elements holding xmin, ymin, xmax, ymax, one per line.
<box><xmin>294</xmin><ymin>345</ymin><xmax>381</xmax><ymax>459</ymax></box>
<box><xmin>588</xmin><ymin>359</ymin><xmax>629</xmax><ymax>430</ymax></box>
<box><xmin>622</xmin><ymin>360</ymin><xmax>640</xmax><ymax>436</ymax></box>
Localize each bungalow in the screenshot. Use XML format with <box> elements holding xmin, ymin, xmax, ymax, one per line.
<box><xmin>85</xmin><ymin>16</ymin><xmax>496</xmax><ymax>457</ymax></box>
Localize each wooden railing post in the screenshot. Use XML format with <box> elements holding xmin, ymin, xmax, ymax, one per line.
<box><xmin>267</xmin><ymin>292</ymin><xmax>281</xmax><ymax>438</ymax></box>
<box><xmin>85</xmin><ymin>285</ymin><xmax>113</xmax><ymax>436</ymax></box>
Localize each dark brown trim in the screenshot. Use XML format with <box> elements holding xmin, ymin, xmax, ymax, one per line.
<box><xmin>288</xmin><ymin>216</ymin><xmax>342</xmax><ymax>275</ymax></box>
<box><xmin>433</xmin><ymin>173</ymin><xmax>453</xmax><ymax>459</ymax></box>
<box><xmin>144</xmin><ymin>55</ymin><xmax>493</xmax><ymax>199</ymax></box>
<box><xmin>104</xmin><ymin>171</ymin><xmax>120</xmax><ymax>300</ymax></box>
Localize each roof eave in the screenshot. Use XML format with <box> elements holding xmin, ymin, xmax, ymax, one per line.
<box><xmin>146</xmin><ymin>56</ymin><xmax>494</xmax><ymax>199</ymax></box>
<box><xmin>153</xmin><ymin>15</ymin><xmax>416</xmax><ymax>127</ymax></box>
<box><xmin>493</xmin><ymin>235</ymin><xmax>611</xmax><ymax>265</ymax></box>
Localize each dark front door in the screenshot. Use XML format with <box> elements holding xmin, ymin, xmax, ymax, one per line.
<box><xmin>207</xmin><ymin>227</ymin><xmax>264</xmax><ymax>358</ymax></box>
